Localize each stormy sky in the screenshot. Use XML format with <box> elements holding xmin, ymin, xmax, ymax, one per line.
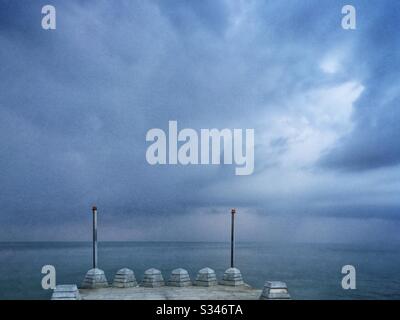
<box><xmin>1</xmin><ymin>0</ymin><xmax>400</xmax><ymax>242</ymax></box>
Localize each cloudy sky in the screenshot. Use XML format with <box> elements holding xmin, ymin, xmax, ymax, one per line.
<box><xmin>1</xmin><ymin>0</ymin><xmax>400</xmax><ymax>243</ymax></box>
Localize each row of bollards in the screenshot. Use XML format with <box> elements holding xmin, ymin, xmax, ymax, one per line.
<box><xmin>80</xmin><ymin>267</ymin><xmax>245</xmax><ymax>289</ymax></box>
<box><xmin>77</xmin><ymin>266</ymin><xmax>291</xmax><ymax>300</ymax></box>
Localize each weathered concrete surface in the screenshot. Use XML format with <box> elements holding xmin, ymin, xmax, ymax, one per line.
<box><xmin>194</xmin><ymin>267</ymin><xmax>218</xmax><ymax>287</ymax></box>
<box><xmin>142</xmin><ymin>268</ymin><xmax>165</xmax><ymax>287</ymax></box>
<box><xmin>259</xmin><ymin>281</ymin><xmax>291</xmax><ymax>300</ymax></box>
<box><xmin>52</xmin><ymin>284</ymin><xmax>81</xmax><ymax>300</ymax></box>
<box><xmin>81</xmin><ymin>268</ymin><xmax>108</xmax><ymax>289</ymax></box>
<box><xmin>80</xmin><ymin>284</ymin><xmax>261</xmax><ymax>300</ymax></box>
<box><xmin>220</xmin><ymin>268</ymin><xmax>244</xmax><ymax>286</ymax></box>
<box><xmin>168</xmin><ymin>268</ymin><xmax>192</xmax><ymax>287</ymax></box>
<box><xmin>113</xmin><ymin>268</ymin><xmax>138</xmax><ymax>288</ymax></box>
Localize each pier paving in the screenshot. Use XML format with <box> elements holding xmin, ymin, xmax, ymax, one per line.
<box><xmin>79</xmin><ymin>284</ymin><xmax>261</xmax><ymax>300</ymax></box>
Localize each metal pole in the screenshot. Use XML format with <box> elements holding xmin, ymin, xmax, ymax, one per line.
<box><xmin>92</xmin><ymin>206</ymin><xmax>98</xmax><ymax>269</ymax></box>
<box><xmin>230</xmin><ymin>208</ymin><xmax>236</xmax><ymax>268</ymax></box>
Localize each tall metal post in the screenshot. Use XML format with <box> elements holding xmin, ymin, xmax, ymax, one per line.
<box><xmin>92</xmin><ymin>206</ymin><xmax>98</xmax><ymax>269</ymax></box>
<box><xmin>230</xmin><ymin>208</ymin><xmax>236</xmax><ymax>268</ymax></box>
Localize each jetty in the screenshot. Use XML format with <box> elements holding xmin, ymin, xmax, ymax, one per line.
<box><xmin>52</xmin><ymin>267</ymin><xmax>290</xmax><ymax>300</ymax></box>
<box><xmin>51</xmin><ymin>206</ymin><xmax>291</xmax><ymax>300</ymax></box>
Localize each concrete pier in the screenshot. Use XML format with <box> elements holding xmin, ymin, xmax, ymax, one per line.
<box><xmin>54</xmin><ymin>266</ymin><xmax>291</xmax><ymax>300</ymax></box>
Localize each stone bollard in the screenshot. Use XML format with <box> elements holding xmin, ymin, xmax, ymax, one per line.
<box><xmin>220</xmin><ymin>267</ymin><xmax>244</xmax><ymax>286</ymax></box>
<box><xmin>81</xmin><ymin>268</ymin><xmax>108</xmax><ymax>289</ymax></box>
<box><xmin>113</xmin><ymin>268</ymin><xmax>138</xmax><ymax>288</ymax></box>
<box><xmin>142</xmin><ymin>268</ymin><xmax>165</xmax><ymax>287</ymax></box>
<box><xmin>259</xmin><ymin>281</ymin><xmax>291</xmax><ymax>300</ymax></box>
<box><xmin>194</xmin><ymin>267</ymin><xmax>218</xmax><ymax>287</ymax></box>
<box><xmin>51</xmin><ymin>284</ymin><xmax>81</xmax><ymax>300</ymax></box>
<box><xmin>168</xmin><ymin>268</ymin><xmax>192</xmax><ymax>287</ymax></box>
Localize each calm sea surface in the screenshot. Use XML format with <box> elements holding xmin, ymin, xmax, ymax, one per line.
<box><xmin>0</xmin><ymin>241</ymin><xmax>399</xmax><ymax>300</ymax></box>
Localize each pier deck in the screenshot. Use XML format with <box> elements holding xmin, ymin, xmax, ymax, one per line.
<box><xmin>79</xmin><ymin>284</ymin><xmax>262</xmax><ymax>300</ymax></box>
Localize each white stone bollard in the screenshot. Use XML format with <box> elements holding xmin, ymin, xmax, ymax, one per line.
<box><xmin>142</xmin><ymin>268</ymin><xmax>165</xmax><ymax>287</ymax></box>
<box><xmin>51</xmin><ymin>284</ymin><xmax>81</xmax><ymax>300</ymax></box>
<box><xmin>81</xmin><ymin>268</ymin><xmax>109</xmax><ymax>289</ymax></box>
<box><xmin>220</xmin><ymin>267</ymin><xmax>244</xmax><ymax>286</ymax></box>
<box><xmin>194</xmin><ymin>267</ymin><xmax>218</xmax><ymax>287</ymax></box>
<box><xmin>259</xmin><ymin>281</ymin><xmax>291</xmax><ymax>300</ymax></box>
<box><xmin>113</xmin><ymin>268</ymin><xmax>138</xmax><ymax>288</ymax></box>
<box><xmin>168</xmin><ymin>268</ymin><xmax>192</xmax><ymax>287</ymax></box>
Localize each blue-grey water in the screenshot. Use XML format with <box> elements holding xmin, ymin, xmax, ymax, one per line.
<box><xmin>0</xmin><ymin>242</ymin><xmax>399</xmax><ymax>300</ymax></box>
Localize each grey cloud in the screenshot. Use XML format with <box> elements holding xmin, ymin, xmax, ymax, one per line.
<box><xmin>0</xmin><ymin>0</ymin><xmax>400</xmax><ymax>242</ymax></box>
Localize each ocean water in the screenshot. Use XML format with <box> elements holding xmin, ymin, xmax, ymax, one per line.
<box><xmin>0</xmin><ymin>241</ymin><xmax>399</xmax><ymax>300</ymax></box>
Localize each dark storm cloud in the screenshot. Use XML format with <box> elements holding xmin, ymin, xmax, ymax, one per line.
<box><xmin>1</xmin><ymin>0</ymin><xmax>400</xmax><ymax>241</ymax></box>
<box><xmin>319</xmin><ymin>1</ymin><xmax>400</xmax><ymax>171</ymax></box>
